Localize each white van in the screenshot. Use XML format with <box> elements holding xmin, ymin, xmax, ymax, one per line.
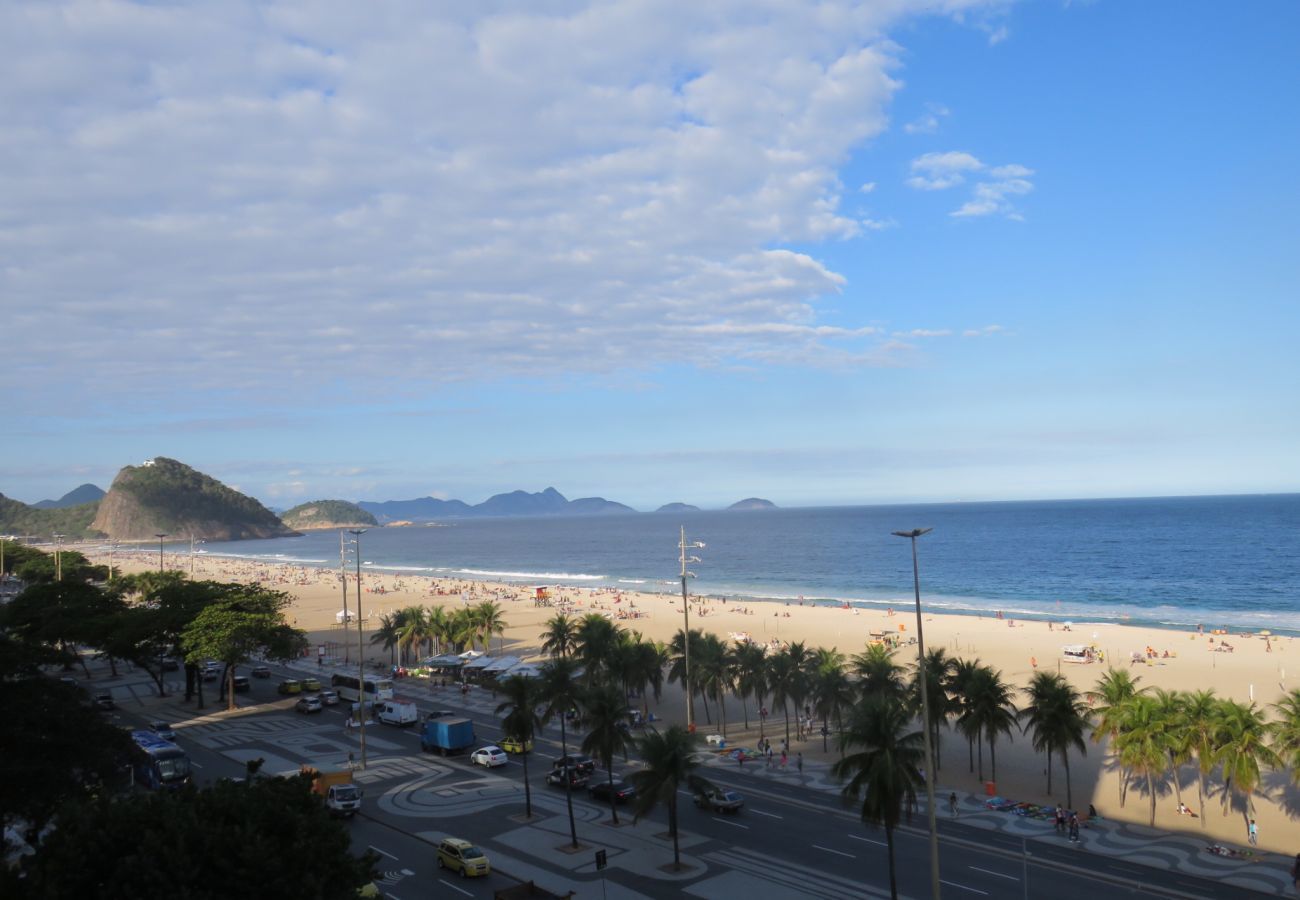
<box><xmin>376</xmin><ymin>697</ymin><xmax>419</xmax><ymax>727</ymax></box>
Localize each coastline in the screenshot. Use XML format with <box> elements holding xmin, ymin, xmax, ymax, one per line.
<box><xmin>86</xmin><ymin>544</ymin><xmax>1300</xmax><ymax>856</ymax></box>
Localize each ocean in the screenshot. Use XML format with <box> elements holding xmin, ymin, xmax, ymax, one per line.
<box><xmin>181</xmin><ymin>494</ymin><xmax>1299</xmax><ymax>635</ymax></box>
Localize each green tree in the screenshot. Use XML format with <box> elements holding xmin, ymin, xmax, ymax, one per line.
<box><xmin>627</xmin><ymin>725</ymin><xmax>711</xmax><ymax>870</ymax></box>
<box><xmin>495</xmin><ymin>674</ymin><xmax>545</xmax><ymax>820</ymax></box>
<box><xmin>23</xmin><ymin>775</ymin><xmax>375</xmax><ymax>898</ymax></box>
<box><xmin>1114</xmin><ymin>694</ymin><xmax>1172</xmax><ymax>826</ymax></box>
<box><xmin>912</xmin><ymin>647</ymin><xmax>955</xmax><ymax>774</ymax></box>
<box><xmin>472</xmin><ymin>600</ymin><xmax>508</xmax><ymax>655</ymax></box>
<box><xmin>852</xmin><ymin>643</ymin><xmax>908</xmax><ymax>703</ymax></box>
<box><xmin>1019</xmin><ymin>672</ymin><xmax>1090</xmax><ymax>807</ymax></box>
<box><xmin>810</xmin><ymin>647</ymin><xmax>853</xmax><ymax>752</ymax></box>
<box><xmin>574</xmin><ymin>612</ymin><xmax>621</xmax><ymax>684</ymax></box>
<box><xmin>948</xmin><ymin>656</ymin><xmax>982</xmax><ymax>773</ymax></box>
<box><xmin>733</xmin><ymin>642</ymin><xmax>768</xmax><ymax>732</ymax></box>
<box><xmin>540</xmin><ymin>612</ymin><xmax>578</xmax><ymax>659</ymax></box>
<box><xmin>369</xmin><ymin>612</ymin><xmax>402</xmax><ymax>666</ymax></box>
<box><xmin>0</xmin><ymin>580</ymin><xmax>123</xmax><ymax>677</ymax></box>
<box><xmin>1213</xmin><ymin>698</ymin><xmax>1278</xmax><ymax>823</ymax></box>
<box><xmin>693</xmin><ymin>633</ymin><xmax>735</xmax><ymax>734</ymax></box>
<box><xmin>832</xmin><ymin>693</ymin><xmax>926</xmax><ymax>900</ymax></box>
<box><xmin>1088</xmin><ymin>667</ymin><xmax>1147</xmax><ymax>809</ymax></box>
<box><xmin>1182</xmin><ymin>688</ymin><xmax>1220</xmax><ymax>828</ymax></box>
<box><xmin>396</xmin><ymin>605</ymin><xmax>429</xmax><ymax>665</ymax></box>
<box><xmin>181</xmin><ymin>587</ymin><xmax>307</xmax><ymax>710</ymax></box>
<box><xmin>581</xmin><ymin>683</ymin><xmax>636</xmax><ymax>825</ymax></box>
<box><xmin>1269</xmin><ymin>688</ymin><xmax>1300</xmax><ymax>783</ymax></box>
<box><xmin>964</xmin><ymin>664</ymin><xmax>1017</xmax><ymax>783</ymax></box>
<box><xmin>539</xmin><ymin>657</ymin><xmax>584</xmax><ymax>849</ymax></box>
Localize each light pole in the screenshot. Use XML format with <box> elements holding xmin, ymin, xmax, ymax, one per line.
<box><xmin>188</xmin><ymin>535</ymin><xmax>204</xmax><ymax>579</ymax></box>
<box><xmin>350</xmin><ymin>528</ymin><xmax>368</xmax><ymax>769</ymax></box>
<box><xmin>53</xmin><ymin>533</ymin><xmax>65</xmax><ymax>582</ymax></box>
<box><xmin>155</xmin><ymin>533</ymin><xmax>168</xmax><ymax>572</ymax></box>
<box><xmin>678</xmin><ymin>527</ymin><xmax>705</xmax><ymax>732</ymax></box>
<box><xmin>893</xmin><ymin>527</ymin><xmax>939</xmax><ymax>900</ymax></box>
<box><xmin>107</xmin><ymin>540</ymin><xmax>117</xmax><ymax>582</ymax></box>
<box><xmin>340</xmin><ymin>531</ymin><xmax>350</xmax><ymax>664</ymax></box>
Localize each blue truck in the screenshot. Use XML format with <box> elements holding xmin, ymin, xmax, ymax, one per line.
<box><xmin>420</xmin><ymin>716</ymin><xmax>476</xmax><ymax>755</ymax></box>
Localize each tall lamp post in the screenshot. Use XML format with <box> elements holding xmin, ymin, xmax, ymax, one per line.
<box><xmin>53</xmin><ymin>533</ymin><xmax>65</xmax><ymax>582</ymax></box>
<box><xmin>340</xmin><ymin>532</ymin><xmax>350</xmax><ymax>664</ymax></box>
<box><xmin>155</xmin><ymin>533</ymin><xmax>168</xmax><ymax>572</ymax></box>
<box><xmin>678</xmin><ymin>527</ymin><xmax>705</xmax><ymax>732</ymax></box>
<box><xmin>350</xmin><ymin>528</ymin><xmax>368</xmax><ymax>769</ymax></box>
<box><xmin>893</xmin><ymin>527</ymin><xmax>939</xmax><ymax>900</ymax></box>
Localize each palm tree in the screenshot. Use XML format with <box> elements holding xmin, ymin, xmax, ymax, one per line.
<box><xmin>783</xmin><ymin>641</ymin><xmax>814</xmax><ymax>740</ymax></box>
<box><xmin>1114</xmin><ymin>694</ymin><xmax>1172</xmax><ymax>826</ymax></box>
<box><xmin>627</xmin><ymin>725</ymin><xmax>712</xmax><ymax>870</ymax></box>
<box><xmin>397</xmin><ymin>605</ymin><xmax>428</xmax><ymax>666</ymax></box>
<box><xmin>948</xmin><ymin>656</ymin><xmax>982</xmax><ymax>773</ymax></box>
<box><xmin>581</xmin><ymin>683</ymin><xmax>635</xmax><ymax>824</ymax></box>
<box><xmin>472</xmin><ymin>601</ymin><xmax>508</xmax><ymax>655</ymax></box>
<box><xmin>912</xmin><ymin>647</ymin><xmax>955</xmax><ymax>774</ymax></box>
<box><xmin>832</xmin><ymin>693</ymin><xmax>926</xmax><ymax>900</ymax></box>
<box><xmin>766</xmin><ymin>649</ymin><xmax>797</xmax><ymax>747</ymax></box>
<box><xmin>809</xmin><ymin>647</ymin><xmax>852</xmax><ymax>752</ymax></box>
<box><xmin>426</xmin><ymin>605</ymin><xmax>450</xmax><ymax>656</ymax></box>
<box><xmin>965</xmin><ymin>664</ymin><xmax>1017</xmax><ymax>783</ymax></box>
<box><xmin>1182</xmin><ymin>688</ymin><xmax>1220</xmax><ymax>828</ymax></box>
<box><xmin>448</xmin><ymin>607</ymin><xmax>478</xmax><ymax>653</ymax></box>
<box><xmin>627</xmin><ymin>636</ymin><xmax>666</xmax><ymax>719</ymax></box>
<box><xmin>1088</xmin><ymin>667</ymin><xmax>1146</xmax><ymax>808</ymax></box>
<box><xmin>539</xmin><ymin>657</ymin><xmax>584</xmax><ymax>849</ymax></box>
<box><xmin>852</xmin><ymin>643</ymin><xmax>908</xmax><ymax>703</ymax></box>
<box><xmin>575</xmin><ymin>613</ymin><xmax>622</xmax><ymax>685</ymax></box>
<box><xmin>693</xmin><ymin>634</ymin><xmax>735</xmax><ymax>735</ymax></box>
<box><xmin>540</xmin><ymin>613</ymin><xmax>578</xmax><ymax>659</ymax></box>
<box><xmin>1268</xmin><ymin>688</ymin><xmax>1300</xmax><ymax>782</ymax></box>
<box><xmin>733</xmin><ymin>642</ymin><xmax>768</xmax><ymax>731</ymax></box>
<box><xmin>369</xmin><ymin>613</ymin><xmax>402</xmax><ymax>666</ymax></box>
<box><xmin>1020</xmin><ymin>672</ymin><xmax>1090</xmax><ymax>807</ymax></box>
<box><xmin>1152</xmin><ymin>689</ymin><xmax>1191</xmax><ymax>810</ymax></box>
<box><xmin>667</xmin><ymin>628</ymin><xmax>705</xmax><ymax>723</ymax></box>
<box><xmin>1213</xmin><ymin>698</ymin><xmax>1278</xmax><ymax>824</ymax></box>
<box><xmin>495</xmin><ymin>674</ymin><xmax>545</xmax><ymax>819</ymax></box>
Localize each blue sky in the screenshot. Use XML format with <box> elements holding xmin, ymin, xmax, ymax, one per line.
<box><xmin>2</xmin><ymin>1</ymin><xmax>1297</xmax><ymax>510</ymax></box>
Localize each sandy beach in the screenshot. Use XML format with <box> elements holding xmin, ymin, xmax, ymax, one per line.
<box><xmin>96</xmin><ymin>546</ymin><xmax>1300</xmax><ymax>855</ymax></box>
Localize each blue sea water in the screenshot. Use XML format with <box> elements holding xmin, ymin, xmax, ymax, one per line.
<box><xmin>189</xmin><ymin>494</ymin><xmax>1300</xmax><ymax>634</ymax></box>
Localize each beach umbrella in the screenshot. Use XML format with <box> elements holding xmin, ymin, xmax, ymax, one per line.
<box><xmin>1259</xmin><ymin>630</ymin><xmax>1272</xmax><ymax>636</ymax></box>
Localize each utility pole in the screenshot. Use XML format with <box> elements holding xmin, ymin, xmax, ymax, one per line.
<box><xmin>350</xmin><ymin>529</ymin><xmax>368</xmax><ymax>769</ymax></box>
<box><xmin>678</xmin><ymin>527</ymin><xmax>705</xmax><ymax>732</ymax></box>
<box><xmin>340</xmin><ymin>531</ymin><xmax>350</xmax><ymax>664</ymax></box>
<box><xmin>53</xmin><ymin>533</ymin><xmax>65</xmax><ymax>581</ymax></box>
<box><xmin>155</xmin><ymin>533</ymin><xmax>168</xmax><ymax>572</ymax></box>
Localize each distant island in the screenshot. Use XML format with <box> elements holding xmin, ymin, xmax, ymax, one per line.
<box><xmin>280</xmin><ymin>500</ymin><xmax>377</xmax><ymax>531</ymax></box>
<box><xmin>655</xmin><ymin>502</ymin><xmax>701</xmax><ymax>513</ymax></box>
<box><xmin>728</xmin><ymin>497</ymin><xmax>777</xmax><ymax>511</ymax></box>
<box><xmin>359</xmin><ymin>487</ymin><xmax>634</xmax><ymax>524</ymax></box>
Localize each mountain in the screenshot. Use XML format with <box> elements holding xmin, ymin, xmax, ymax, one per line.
<box><xmin>728</xmin><ymin>497</ymin><xmax>777</xmax><ymax>511</ymax></box>
<box><xmin>655</xmin><ymin>502</ymin><xmax>701</xmax><ymax>513</ymax></box>
<box><xmin>32</xmin><ymin>483</ymin><xmax>106</xmax><ymax>510</ymax></box>
<box><xmin>280</xmin><ymin>500</ymin><xmax>378</xmax><ymax>531</ymax></box>
<box><xmin>0</xmin><ymin>492</ymin><xmax>102</xmax><ymax>538</ymax></box>
<box><xmin>360</xmin><ymin>487</ymin><xmax>636</xmax><ymax>523</ymax></box>
<box><xmin>91</xmin><ymin>457</ymin><xmax>297</xmax><ymax>541</ymax></box>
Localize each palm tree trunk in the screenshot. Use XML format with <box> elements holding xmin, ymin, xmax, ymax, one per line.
<box><xmin>783</xmin><ymin>700</ymin><xmax>791</xmax><ymax>747</ymax></box>
<box><xmin>967</xmin><ymin>733</ymin><xmax>974</xmax><ymax>773</ymax></box>
<box><xmin>1046</xmin><ymin>747</ymin><xmax>1053</xmax><ymax>795</ymax></box>
<box><xmin>1169</xmin><ymin>753</ymin><xmax>1184</xmax><ymax>808</ymax></box>
<box><xmin>522</xmin><ymin>752</ymin><xmax>533</xmax><ymax>818</ymax></box>
<box><xmin>719</xmin><ymin>691</ymin><xmax>727</xmax><ymax>739</ymax></box>
<box><xmin>1197</xmin><ymin>769</ymin><xmax>1207</xmax><ymax>828</ymax></box>
<box><xmin>1147</xmin><ymin>771</ymin><xmax>1156</xmax><ymax>826</ymax></box>
<box><xmin>1063</xmin><ymin>751</ymin><xmax>1072</xmax><ymax>809</ymax></box>
<box><xmin>977</xmin><ymin>733</ymin><xmax>984</xmax><ymax>782</ymax></box>
<box><xmin>560</xmin><ymin>718</ymin><xmax>578</xmax><ymax>848</ymax></box>
<box><xmin>607</xmin><ymin>766</ymin><xmax>619</xmax><ymax>825</ymax></box>
<box><xmin>990</xmin><ymin>739</ymin><xmax>997</xmax><ymax>783</ymax></box>
<box><xmin>885</xmin><ymin>824</ymin><xmax>898</xmax><ymax>900</ymax></box>
<box><xmin>670</xmin><ymin>797</ymin><xmax>680</xmax><ymax>868</ymax></box>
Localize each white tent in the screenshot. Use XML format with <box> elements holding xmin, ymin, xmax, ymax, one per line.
<box><xmin>335</xmin><ymin>609</ymin><xmax>354</xmax><ymax>623</ymax></box>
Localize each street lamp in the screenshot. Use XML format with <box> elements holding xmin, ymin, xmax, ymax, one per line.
<box><xmin>340</xmin><ymin>532</ymin><xmax>350</xmax><ymax>664</ymax></box>
<box><xmin>155</xmin><ymin>533</ymin><xmax>168</xmax><ymax>572</ymax></box>
<box><xmin>350</xmin><ymin>528</ymin><xmax>368</xmax><ymax>769</ymax></box>
<box><xmin>893</xmin><ymin>527</ymin><xmax>939</xmax><ymax>900</ymax></box>
<box><xmin>678</xmin><ymin>527</ymin><xmax>705</xmax><ymax>732</ymax></box>
<box><xmin>189</xmin><ymin>534</ymin><xmax>203</xmax><ymax>579</ymax></box>
<box><xmin>53</xmin><ymin>533</ymin><xmax>65</xmax><ymax>582</ymax></box>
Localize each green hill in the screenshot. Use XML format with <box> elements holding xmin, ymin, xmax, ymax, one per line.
<box><xmin>0</xmin><ymin>493</ymin><xmax>102</xmax><ymax>539</ymax></box>
<box><xmin>90</xmin><ymin>457</ymin><xmax>297</xmax><ymax>541</ymax></box>
<box><xmin>280</xmin><ymin>500</ymin><xmax>378</xmax><ymax>530</ymax></box>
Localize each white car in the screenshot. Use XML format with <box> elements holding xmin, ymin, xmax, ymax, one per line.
<box><xmin>705</xmin><ymin>733</ymin><xmax>726</xmax><ymax>746</ymax></box>
<box><xmin>470</xmin><ymin>746</ymin><xmax>508</xmax><ymax>768</ymax></box>
<box><xmin>318</xmin><ymin>689</ymin><xmax>340</xmax><ymax>706</ymax></box>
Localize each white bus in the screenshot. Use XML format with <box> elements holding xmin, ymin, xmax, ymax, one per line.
<box><xmin>330</xmin><ymin>673</ymin><xmax>395</xmax><ymax>705</ymax></box>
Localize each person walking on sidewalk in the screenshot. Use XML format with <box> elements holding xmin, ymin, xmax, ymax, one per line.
<box><xmin>1068</xmin><ymin>813</ymin><xmax>1080</xmax><ymax>843</ymax></box>
<box><xmin>344</xmin><ymin>714</ymin><xmax>354</xmax><ymax>734</ymax></box>
<box><xmin>949</xmin><ymin>792</ymin><xmax>959</xmax><ymax>818</ymax></box>
<box><xmin>796</xmin><ymin>752</ymin><xmax>803</xmax><ymax>774</ymax></box>
<box><xmin>1248</xmin><ymin>818</ymin><xmax>1258</xmax><ymax>846</ymax></box>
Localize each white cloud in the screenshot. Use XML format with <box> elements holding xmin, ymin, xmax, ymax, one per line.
<box><xmin>906</xmin><ymin>150</ymin><xmax>984</xmax><ymax>189</ymax></box>
<box><xmin>903</xmin><ymin>102</ymin><xmax>950</xmax><ymax>135</ymax></box>
<box><xmin>907</xmin><ymin>151</ymin><xmax>1034</xmax><ymax>217</ymax></box>
<box><xmin>962</xmin><ymin>324</ymin><xmax>1006</xmax><ymax>337</ymax></box>
<box><xmin>859</xmin><ymin>181</ymin><xmax>877</xmax><ymax>193</ymax></box>
<box><xmin>861</xmin><ymin>216</ymin><xmax>897</xmax><ymax>231</ymax></box>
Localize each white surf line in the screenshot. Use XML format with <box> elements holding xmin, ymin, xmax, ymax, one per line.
<box><xmin>941</xmin><ymin>880</ymin><xmax>988</xmax><ymax>895</ymax></box>
<box><xmin>968</xmin><ymin>865</ymin><xmax>1018</xmax><ymax>881</ymax></box>
<box><xmin>368</xmin><ymin>845</ymin><xmax>399</xmax><ymax>861</ymax></box>
<box><xmin>437</xmin><ymin>879</ymin><xmax>472</xmax><ymax>897</ymax></box>
<box><xmin>846</xmin><ymin>834</ymin><xmax>885</xmax><ymax>847</ymax></box>
<box><xmin>811</xmin><ymin>844</ymin><xmax>855</xmax><ymax>859</ymax></box>
<box><xmin>749</xmin><ymin>809</ymin><xmax>783</xmax><ymax>819</ymax></box>
<box><xmin>712</xmin><ymin>817</ymin><xmax>749</xmax><ymax>829</ymax></box>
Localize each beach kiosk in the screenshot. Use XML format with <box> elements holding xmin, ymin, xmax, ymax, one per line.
<box><xmin>1061</xmin><ymin>645</ymin><xmax>1095</xmax><ymax>664</ymax></box>
<box><xmin>868</xmin><ymin>629</ymin><xmax>899</xmax><ymax>649</ymax></box>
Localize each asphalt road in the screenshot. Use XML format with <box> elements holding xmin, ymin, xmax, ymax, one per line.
<box><xmin>118</xmin><ymin>665</ymin><xmax>1272</xmax><ymax>900</ymax></box>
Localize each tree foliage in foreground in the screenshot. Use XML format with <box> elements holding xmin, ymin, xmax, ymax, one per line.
<box><xmin>20</xmin><ymin>776</ymin><xmax>376</xmax><ymax>900</ymax></box>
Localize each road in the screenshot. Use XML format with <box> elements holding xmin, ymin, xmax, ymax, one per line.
<box><xmin>107</xmin><ymin>663</ymin><xmax>1273</xmax><ymax>899</ymax></box>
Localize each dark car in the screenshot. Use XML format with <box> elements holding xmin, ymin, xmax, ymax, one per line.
<box><xmin>251</xmin><ymin>665</ymin><xmax>271</xmax><ymax>678</ymax></box>
<box><xmin>232</xmin><ymin>675</ymin><xmax>251</xmax><ymax>693</ymax></box>
<box><xmin>159</xmin><ymin>658</ymin><xmax>180</xmax><ymax>672</ymax></box>
<box><xmin>425</xmin><ymin>709</ymin><xmax>456</xmax><ymax>721</ymax></box>
<box><xmin>555</xmin><ymin>755</ymin><xmax>596</xmax><ymax>776</ymax></box>
<box><xmin>91</xmin><ymin>693</ymin><xmax>115</xmax><ymax>711</ymax></box>
<box><xmin>545</xmin><ymin>767</ymin><xmax>589</xmax><ymax>789</ymax></box>
<box><xmin>589</xmin><ymin>779</ymin><xmax>636</xmax><ymax>804</ymax></box>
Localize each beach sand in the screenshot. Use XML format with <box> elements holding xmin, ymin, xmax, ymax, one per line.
<box><xmin>97</xmin><ymin>547</ymin><xmax>1300</xmax><ymax>855</ymax></box>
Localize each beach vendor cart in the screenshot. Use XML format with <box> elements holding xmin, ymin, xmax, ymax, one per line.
<box><xmin>1061</xmin><ymin>645</ymin><xmax>1095</xmax><ymax>664</ymax></box>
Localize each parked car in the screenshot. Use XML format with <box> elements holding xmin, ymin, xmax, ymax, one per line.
<box><xmin>499</xmin><ymin>736</ymin><xmax>533</xmax><ymax>754</ymax></box>
<box><xmin>318</xmin><ymin>689</ymin><xmax>339</xmax><ymax>706</ymax></box>
<box><xmin>202</xmin><ymin>667</ymin><xmax>219</xmax><ymax>682</ymax></box>
<box><xmin>295</xmin><ymin>695</ymin><xmax>323</xmax><ymax>714</ymax></box>
<box><xmin>301</xmin><ymin>677</ymin><xmax>322</xmax><ymax>691</ymax></box>
<box><xmin>159</xmin><ymin>657</ymin><xmax>180</xmax><ymax>672</ymax></box>
<box><xmin>470</xmin><ymin>746</ymin><xmax>508</xmax><ymax>768</ymax></box>
<box><xmin>436</xmin><ymin>838</ymin><xmax>490</xmax><ymax>878</ymax></box>
<box><xmin>232</xmin><ymin>675</ymin><xmax>251</xmax><ymax>693</ymax></box>
<box><xmin>251</xmin><ymin>665</ymin><xmax>271</xmax><ymax>678</ymax></box>
<box><xmin>149</xmin><ymin>721</ymin><xmax>177</xmax><ymax>741</ymax></box>
<box><xmin>693</xmin><ymin>787</ymin><xmax>744</xmax><ymax>812</ymax></box>
<box><xmin>425</xmin><ymin>709</ymin><xmax>456</xmax><ymax>721</ymax></box>
<box><xmin>278</xmin><ymin>680</ymin><xmax>302</xmax><ymax>695</ymax></box>
<box><xmin>545</xmin><ymin>767</ymin><xmax>589</xmax><ymax>789</ymax></box>
<box><xmin>91</xmin><ymin>693</ymin><xmax>115</xmax><ymax>711</ymax></box>
<box><xmin>554</xmin><ymin>755</ymin><xmax>596</xmax><ymax>776</ymax></box>
<box><xmin>588</xmin><ymin>779</ymin><xmax>637</xmax><ymax>804</ymax></box>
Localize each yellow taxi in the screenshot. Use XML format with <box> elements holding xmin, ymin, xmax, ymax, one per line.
<box><xmin>277</xmin><ymin>679</ymin><xmax>302</xmax><ymax>695</ymax></box>
<box><xmin>436</xmin><ymin>838</ymin><xmax>490</xmax><ymax>878</ymax></box>
<box><xmin>301</xmin><ymin>677</ymin><xmax>322</xmax><ymax>691</ymax></box>
<box><xmin>500</xmin><ymin>736</ymin><xmax>533</xmax><ymax>754</ymax></box>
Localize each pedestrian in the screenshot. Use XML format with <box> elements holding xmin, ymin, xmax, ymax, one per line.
<box><xmin>1248</xmin><ymin>818</ymin><xmax>1258</xmax><ymax>846</ymax></box>
<box><xmin>780</xmin><ymin>750</ymin><xmax>787</xmax><ymax>769</ymax></box>
<box><xmin>345</xmin><ymin>714</ymin><xmax>354</xmax><ymax>734</ymax></box>
<box><xmin>949</xmin><ymin>792</ymin><xmax>959</xmax><ymax>818</ymax></box>
<box><xmin>796</xmin><ymin>752</ymin><xmax>803</xmax><ymax>773</ymax></box>
<box><xmin>347</xmin><ymin>751</ymin><xmax>355</xmax><ymax>770</ymax></box>
<box><xmin>1069</xmin><ymin>813</ymin><xmax>1080</xmax><ymax>843</ymax></box>
<box><xmin>1055</xmin><ymin>805</ymin><xmax>1065</xmax><ymax>835</ymax></box>
<box><xmin>738</xmin><ymin>751</ymin><xmax>744</xmax><ymax>768</ymax></box>
<box><xmin>1290</xmin><ymin>852</ymin><xmax>1300</xmax><ymax>891</ymax></box>
<box><xmin>765</xmin><ymin>745</ymin><xmax>773</xmax><ymax>768</ymax></box>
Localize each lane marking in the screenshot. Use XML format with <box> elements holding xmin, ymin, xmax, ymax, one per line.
<box><xmin>811</xmin><ymin>844</ymin><xmax>856</xmax><ymax>859</ymax></box>
<box><xmin>368</xmin><ymin>845</ymin><xmax>399</xmax><ymax>861</ymax></box>
<box><xmin>750</xmin><ymin>809</ymin><xmax>783</xmax><ymax>819</ymax></box>
<box><xmin>847</xmin><ymin>834</ymin><xmax>886</xmax><ymax>847</ymax></box>
<box><xmin>437</xmin><ymin>879</ymin><xmax>473</xmax><ymax>896</ymax></box>
<box><xmin>968</xmin><ymin>866</ymin><xmax>1018</xmax><ymax>881</ymax></box>
<box><xmin>189</xmin><ymin>761</ymin><xmax>203</xmax><ymax>769</ymax></box>
<box><xmin>941</xmin><ymin>880</ymin><xmax>989</xmax><ymax>895</ymax></box>
<box><xmin>712</xmin><ymin>817</ymin><xmax>749</xmax><ymax>829</ymax></box>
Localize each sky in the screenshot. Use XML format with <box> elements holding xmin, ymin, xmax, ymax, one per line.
<box><xmin>2</xmin><ymin>1</ymin><xmax>1297</xmax><ymax>511</ymax></box>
